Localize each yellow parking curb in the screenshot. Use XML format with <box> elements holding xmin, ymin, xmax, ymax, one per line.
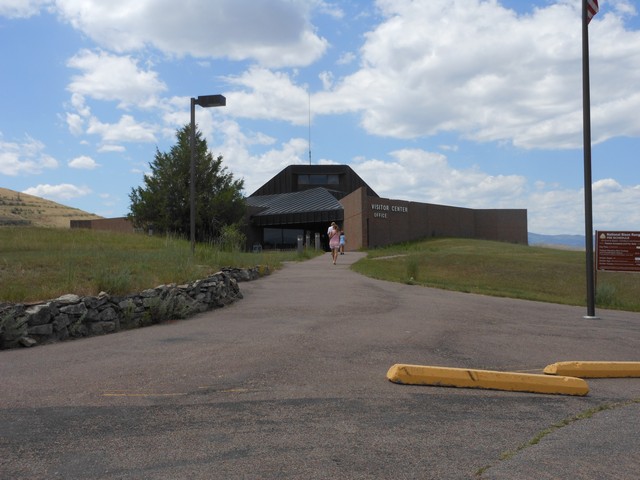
<box><xmin>386</xmin><ymin>364</ymin><xmax>589</xmax><ymax>396</ymax></box>
<box><xmin>544</xmin><ymin>361</ymin><xmax>640</xmax><ymax>378</ymax></box>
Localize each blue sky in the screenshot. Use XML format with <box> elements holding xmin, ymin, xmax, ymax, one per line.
<box><xmin>1</xmin><ymin>0</ymin><xmax>639</xmax><ymax>235</ymax></box>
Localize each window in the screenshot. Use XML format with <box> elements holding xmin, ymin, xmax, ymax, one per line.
<box><xmin>309</xmin><ymin>175</ymin><xmax>327</xmax><ymax>185</ymax></box>
<box><xmin>263</xmin><ymin>228</ymin><xmax>304</xmax><ymax>249</ymax></box>
<box><xmin>297</xmin><ymin>174</ymin><xmax>340</xmax><ymax>185</ymax></box>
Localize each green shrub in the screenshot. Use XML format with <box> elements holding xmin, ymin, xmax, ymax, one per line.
<box><xmin>215</xmin><ymin>223</ymin><xmax>246</xmax><ymax>252</ymax></box>
<box><xmin>405</xmin><ymin>256</ymin><xmax>419</xmax><ymax>284</ymax></box>
<box><xmin>596</xmin><ymin>283</ymin><xmax>618</xmax><ymax>308</ymax></box>
<box><xmin>94</xmin><ymin>268</ymin><xmax>132</xmax><ymax>295</ymax></box>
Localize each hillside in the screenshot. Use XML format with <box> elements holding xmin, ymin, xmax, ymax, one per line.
<box><xmin>528</xmin><ymin>232</ymin><xmax>586</xmax><ymax>250</ymax></box>
<box><xmin>0</xmin><ymin>188</ymin><xmax>102</xmax><ymax>228</ymax></box>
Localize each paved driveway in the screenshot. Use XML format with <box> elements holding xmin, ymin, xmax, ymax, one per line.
<box><xmin>1</xmin><ymin>252</ymin><xmax>639</xmax><ymax>479</ymax></box>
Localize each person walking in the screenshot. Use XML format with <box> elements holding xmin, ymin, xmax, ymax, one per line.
<box><xmin>327</xmin><ymin>221</ymin><xmax>338</xmax><ymax>252</ymax></box>
<box><xmin>328</xmin><ymin>223</ymin><xmax>340</xmax><ymax>264</ymax></box>
<box><xmin>339</xmin><ymin>230</ymin><xmax>345</xmax><ymax>255</ymax></box>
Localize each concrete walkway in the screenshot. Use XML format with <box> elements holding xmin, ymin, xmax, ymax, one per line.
<box><xmin>1</xmin><ymin>251</ymin><xmax>639</xmax><ymax>479</ymax></box>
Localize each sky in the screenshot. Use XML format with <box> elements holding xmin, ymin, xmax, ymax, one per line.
<box><xmin>1</xmin><ymin>0</ymin><xmax>639</xmax><ymax>235</ymax></box>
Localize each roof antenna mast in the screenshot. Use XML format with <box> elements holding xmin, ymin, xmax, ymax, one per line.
<box><xmin>308</xmin><ymin>90</ymin><xmax>312</xmax><ymax>165</ymax></box>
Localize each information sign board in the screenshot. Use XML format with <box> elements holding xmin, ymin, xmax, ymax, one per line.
<box><xmin>596</xmin><ymin>231</ymin><xmax>640</xmax><ymax>272</ymax></box>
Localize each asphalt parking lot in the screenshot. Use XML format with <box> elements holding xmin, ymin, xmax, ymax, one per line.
<box><xmin>1</xmin><ymin>251</ymin><xmax>639</xmax><ymax>479</ymax></box>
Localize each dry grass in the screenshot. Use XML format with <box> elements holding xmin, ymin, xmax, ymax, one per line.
<box><xmin>0</xmin><ymin>227</ymin><xmax>319</xmax><ymax>303</ymax></box>
<box><xmin>352</xmin><ymin>237</ymin><xmax>640</xmax><ymax>312</ymax></box>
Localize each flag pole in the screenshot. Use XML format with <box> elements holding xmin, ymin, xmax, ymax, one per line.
<box><xmin>581</xmin><ymin>0</ymin><xmax>597</xmax><ymax>318</ymax></box>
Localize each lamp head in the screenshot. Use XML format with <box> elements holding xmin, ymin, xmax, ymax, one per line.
<box><xmin>196</xmin><ymin>94</ymin><xmax>226</xmax><ymax>108</ymax></box>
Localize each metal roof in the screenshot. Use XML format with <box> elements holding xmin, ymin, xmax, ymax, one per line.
<box><xmin>246</xmin><ymin>187</ymin><xmax>343</xmax><ymax>226</ymax></box>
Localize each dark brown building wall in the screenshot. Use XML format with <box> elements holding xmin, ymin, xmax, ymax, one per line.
<box><xmin>366</xmin><ymin>197</ymin><xmax>412</xmax><ymax>248</ymax></box>
<box><xmin>70</xmin><ymin>217</ymin><xmax>135</xmax><ymax>233</ymax></box>
<box><xmin>365</xmin><ymin>198</ymin><xmax>478</xmax><ymax>248</ymax></box>
<box><xmin>474</xmin><ymin>209</ymin><xmax>528</xmax><ymax>244</ymax></box>
<box><xmin>340</xmin><ymin>188</ymin><xmax>367</xmax><ymax>251</ymax></box>
<box><xmin>342</xmin><ymin>190</ymin><xmax>528</xmax><ymax>249</ymax></box>
<box><xmin>414</xmin><ymin>203</ymin><xmax>476</xmax><ymax>240</ymax></box>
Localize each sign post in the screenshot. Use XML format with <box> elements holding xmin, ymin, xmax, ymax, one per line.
<box><xmin>581</xmin><ymin>0</ymin><xmax>598</xmax><ymax>318</ymax></box>
<box><xmin>596</xmin><ymin>231</ymin><xmax>640</xmax><ymax>273</ymax></box>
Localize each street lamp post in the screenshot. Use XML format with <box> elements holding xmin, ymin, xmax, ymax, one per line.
<box><xmin>190</xmin><ymin>94</ymin><xmax>226</xmax><ymax>255</ymax></box>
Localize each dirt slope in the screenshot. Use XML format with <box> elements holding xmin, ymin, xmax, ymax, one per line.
<box><xmin>0</xmin><ymin>187</ymin><xmax>102</xmax><ymax>228</ymax></box>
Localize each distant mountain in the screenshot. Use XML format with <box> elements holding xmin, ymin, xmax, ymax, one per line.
<box><xmin>528</xmin><ymin>232</ymin><xmax>585</xmax><ymax>250</ymax></box>
<box><xmin>0</xmin><ymin>187</ymin><xmax>102</xmax><ymax>228</ymax></box>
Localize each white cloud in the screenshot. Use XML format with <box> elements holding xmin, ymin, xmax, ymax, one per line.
<box><xmin>319</xmin><ymin>71</ymin><xmax>334</xmax><ymax>89</ymax></box>
<box><xmin>610</xmin><ymin>0</ymin><xmax>637</xmax><ymax>17</ymax></box>
<box><xmin>592</xmin><ymin>181</ymin><xmax>640</xmax><ymax>231</ymax></box>
<box><xmin>336</xmin><ymin>51</ymin><xmax>356</xmax><ymax>65</ymax></box>
<box><xmin>68</xmin><ymin>155</ymin><xmax>99</xmax><ymax>169</ymax></box>
<box><xmin>201</xmin><ymin>113</ymin><xmax>640</xmax><ymax>235</ymax></box>
<box><xmin>67</xmin><ymin>49</ymin><xmax>167</xmax><ymax>109</ymax></box>
<box><xmin>316</xmin><ymin>1</ymin><xmax>344</xmax><ymax>20</ymax></box>
<box><xmin>439</xmin><ymin>145</ymin><xmax>459</xmax><ymax>152</ymax></box>
<box><xmin>345</xmin><ymin>147</ymin><xmax>640</xmax><ymax>235</ymax></box>
<box><xmin>70</xmin><ymin>92</ymin><xmax>91</xmax><ymax>116</ymax></box>
<box><xmin>23</xmin><ymin>183</ymin><xmax>91</xmax><ymax>200</ymax></box>
<box><xmin>97</xmin><ymin>144</ymin><xmax>126</xmax><ymax>153</ymax></box>
<box><xmin>210</xmin><ymin>119</ymin><xmax>308</xmax><ymax>195</ymax></box>
<box><xmin>524</xmin><ymin>181</ymin><xmax>640</xmax><ymax>235</ymax></box>
<box><xmin>352</xmin><ymin>148</ymin><xmax>527</xmax><ymax>209</ymax></box>
<box><xmin>0</xmin><ymin>0</ymin><xmax>51</xmax><ymax>18</ymax></box>
<box><xmin>224</xmin><ymin>67</ymin><xmax>311</xmax><ymax>125</ymax></box>
<box><xmin>239</xmin><ymin>137</ymin><xmax>310</xmax><ymax>194</ymax></box>
<box><xmin>65</xmin><ymin>113</ymin><xmax>84</xmax><ymax>135</ymax></box>
<box><xmin>528</xmin><ymin>188</ymin><xmax>584</xmax><ymax>234</ymax></box>
<box><xmin>309</xmin><ymin>0</ymin><xmax>640</xmax><ymax>149</ymax></box>
<box><xmin>5</xmin><ymin>0</ymin><xmax>640</xmax><ymax>235</ymax></box>
<box><xmin>55</xmin><ymin>0</ymin><xmax>640</xmax><ymax>155</ymax></box>
<box><xmin>0</xmin><ymin>135</ymin><xmax>58</xmax><ymax>176</ymax></box>
<box><xmin>86</xmin><ymin>115</ymin><xmax>157</xmax><ymax>143</ymax></box>
<box><xmin>54</xmin><ymin>0</ymin><xmax>329</xmax><ymax>68</ymax></box>
<box><xmin>593</xmin><ymin>178</ymin><xmax>623</xmax><ymax>193</ymax></box>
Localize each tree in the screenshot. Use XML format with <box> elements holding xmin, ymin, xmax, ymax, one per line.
<box><xmin>129</xmin><ymin>125</ymin><xmax>245</xmax><ymax>243</ymax></box>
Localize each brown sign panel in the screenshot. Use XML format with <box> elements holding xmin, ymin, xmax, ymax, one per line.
<box><xmin>596</xmin><ymin>231</ymin><xmax>640</xmax><ymax>272</ymax></box>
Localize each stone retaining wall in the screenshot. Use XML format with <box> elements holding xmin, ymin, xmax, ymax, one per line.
<box><xmin>0</xmin><ymin>267</ymin><xmax>267</xmax><ymax>350</ymax></box>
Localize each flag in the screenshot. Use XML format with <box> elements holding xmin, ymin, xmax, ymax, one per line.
<box><xmin>587</xmin><ymin>0</ymin><xmax>599</xmax><ymax>24</ymax></box>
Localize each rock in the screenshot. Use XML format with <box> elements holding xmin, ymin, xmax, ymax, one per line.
<box><xmin>27</xmin><ymin>324</ymin><xmax>53</xmax><ymax>336</ymax></box>
<box><xmin>55</xmin><ymin>294</ymin><xmax>81</xmax><ymax>305</ymax></box>
<box><xmin>1</xmin><ymin>267</ymin><xmax>265</xmax><ymax>350</ymax></box>
<box><xmin>19</xmin><ymin>337</ymin><xmax>37</xmax><ymax>347</ymax></box>
<box><xmin>60</xmin><ymin>302</ymin><xmax>88</xmax><ymax>316</ymax></box>
<box><xmin>25</xmin><ymin>304</ymin><xmax>54</xmax><ymax>326</ymax></box>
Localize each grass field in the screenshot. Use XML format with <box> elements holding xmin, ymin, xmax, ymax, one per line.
<box><xmin>351</xmin><ymin>238</ymin><xmax>640</xmax><ymax>312</ymax></box>
<box><xmin>0</xmin><ymin>227</ymin><xmax>318</xmax><ymax>303</ymax></box>
<box><xmin>2</xmin><ymin>229</ymin><xmax>638</xmax><ymax>312</ymax></box>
